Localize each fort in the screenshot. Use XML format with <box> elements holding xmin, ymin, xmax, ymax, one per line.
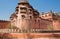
<box><xmin>0</xmin><ymin>0</ymin><xmax>60</xmax><ymax>39</ymax></box>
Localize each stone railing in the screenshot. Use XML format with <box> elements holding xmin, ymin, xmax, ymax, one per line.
<box><xmin>0</xmin><ymin>29</ymin><xmax>60</xmax><ymax>33</ymax></box>
<box><xmin>0</xmin><ymin>29</ymin><xmax>20</xmax><ymax>33</ymax></box>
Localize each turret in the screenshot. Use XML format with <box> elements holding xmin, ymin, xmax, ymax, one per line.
<box><xmin>10</xmin><ymin>0</ymin><xmax>33</xmax><ymax>32</ymax></box>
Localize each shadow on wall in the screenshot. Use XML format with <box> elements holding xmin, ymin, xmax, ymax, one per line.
<box><xmin>0</xmin><ymin>33</ymin><xmax>12</xmax><ymax>39</ymax></box>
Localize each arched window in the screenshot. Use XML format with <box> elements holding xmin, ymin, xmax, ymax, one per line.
<box><xmin>21</xmin><ymin>15</ymin><xmax>25</xmax><ymax>19</ymax></box>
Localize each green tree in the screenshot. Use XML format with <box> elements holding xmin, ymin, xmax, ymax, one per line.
<box><xmin>48</xmin><ymin>24</ymin><xmax>53</xmax><ymax>30</ymax></box>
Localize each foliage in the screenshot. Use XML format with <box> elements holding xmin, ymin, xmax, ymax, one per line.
<box><xmin>48</xmin><ymin>24</ymin><xmax>53</xmax><ymax>30</ymax></box>
<box><xmin>7</xmin><ymin>25</ymin><xmax>19</xmax><ymax>29</ymax></box>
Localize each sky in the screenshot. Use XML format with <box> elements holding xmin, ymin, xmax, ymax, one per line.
<box><xmin>0</xmin><ymin>0</ymin><xmax>60</xmax><ymax>20</ymax></box>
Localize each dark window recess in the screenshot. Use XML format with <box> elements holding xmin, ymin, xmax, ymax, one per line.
<box><xmin>16</xmin><ymin>8</ymin><xmax>19</xmax><ymax>11</ymax></box>
<box><xmin>20</xmin><ymin>7</ymin><xmax>27</xmax><ymax>13</ymax></box>
<box><xmin>29</xmin><ymin>9</ymin><xmax>31</xmax><ymax>12</ymax></box>
<box><xmin>29</xmin><ymin>9</ymin><xmax>31</xmax><ymax>11</ymax></box>
<box><xmin>22</xmin><ymin>3</ymin><xmax>25</xmax><ymax>5</ymax></box>
<box><xmin>20</xmin><ymin>12</ymin><xmax>26</xmax><ymax>13</ymax></box>
<box><xmin>35</xmin><ymin>20</ymin><xmax>36</xmax><ymax>22</ymax></box>
<box><xmin>45</xmin><ymin>15</ymin><xmax>47</xmax><ymax>17</ymax></box>
<box><xmin>42</xmin><ymin>16</ymin><xmax>44</xmax><ymax>17</ymax></box>
<box><xmin>22</xmin><ymin>15</ymin><xmax>25</xmax><ymax>19</ymax></box>
<box><xmin>38</xmin><ymin>20</ymin><xmax>40</xmax><ymax>22</ymax></box>
<box><xmin>20</xmin><ymin>7</ymin><xmax>26</xmax><ymax>10</ymax></box>
<box><xmin>30</xmin><ymin>16</ymin><xmax>32</xmax><ymax>19</ymax></box>
<box><xmin>34</xmin><ymin>14</ymin><xmax>37</xmax><ymax>18</ymax></box>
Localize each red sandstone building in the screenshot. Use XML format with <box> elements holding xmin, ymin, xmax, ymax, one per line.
<box><xmin>0</xmin><ymin>0</ymin><xmax>60</xmax><ymax>39</ymax></box>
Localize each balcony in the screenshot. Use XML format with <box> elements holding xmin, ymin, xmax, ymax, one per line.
<box><xmin>20</xmin><ymin>7</ymin><xmax>27</xmax><ymax>13</ymax></box>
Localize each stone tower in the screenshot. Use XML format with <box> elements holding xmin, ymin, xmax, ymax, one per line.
<box><xmin>10</xmin><ymin>0</ymin><xmax>34</xmax><ymax>31</ymax></box>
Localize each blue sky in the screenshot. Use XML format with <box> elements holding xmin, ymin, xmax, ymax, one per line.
<box><xmin>0</xmin><ymin>0</ymin><xmax>60</xmax><ymax>20</ymax></box>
